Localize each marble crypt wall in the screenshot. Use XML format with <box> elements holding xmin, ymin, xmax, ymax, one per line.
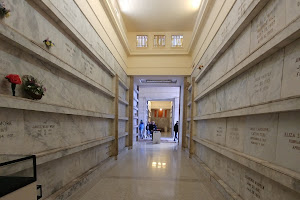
<box><xmin>189</xmin><ymin>0</ymin><xmax>300</xmax><ymax>199</ymax></box>
<box><xmin>0</xmin><ymin>0</ymin><xmax>129</xmax><ymax>199</ymax></box>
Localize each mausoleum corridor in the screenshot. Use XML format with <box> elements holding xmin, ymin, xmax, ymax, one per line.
<box><xmin>73</xmin><ymin>143</ymin><xmax>225</xmax><ymax>200</ymax></box>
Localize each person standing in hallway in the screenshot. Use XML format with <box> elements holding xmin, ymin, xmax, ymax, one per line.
<box><xmin>174</xmin><ymin>121</ymin><xmax>178</xmax><ymax>141</ymax></box>
<box><xmin>139</xmin><ymin>120</ymin><xmax>145</xmax><ymax>139</ymax></box>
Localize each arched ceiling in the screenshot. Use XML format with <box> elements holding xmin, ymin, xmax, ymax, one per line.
<box><xmin>117</xmin><ymin>0</ymin><xmax>202</xmax><ymax>32</ymax></box>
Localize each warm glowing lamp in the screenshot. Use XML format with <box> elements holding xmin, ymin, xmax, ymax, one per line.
<box><xmin>191</xmin><ymin>0</ymin><xmax>201</xmax><ymax>9</ymax></box>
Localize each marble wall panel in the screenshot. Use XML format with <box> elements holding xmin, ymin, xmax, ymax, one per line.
<box><xmin>281</xmin><ymin>38</ymin><xmax>300</xmax><ymax>98</ymax></box>
<box><xmin>197</xmin><ymin>70</ymin><xmax>211</xmax><ymax>95</ymax></box>
<box><xmin>118</xmin><ymin>137</ymin><xmax>126</xmax><ymax>152</ymax></box>
<box><xmin>24</xmin><ymin>111</ymin><xmax>111</xmax><ymax>154</ymax></box>
<box><xmin>0</xmin><ymin>43</ymin><xmax>114</xmax><ymax>114</ymax></box>
<box><xmin>247</xmin><ymin>50</ymin><xmax>283</xmax><ymax>105</ymax></box>
<box><xmin>37</xmin><ymin>143</ymin><xmax>110</xmax><ymax>198</ymax></box>
<box><xmin>4</xmin><ymin>0</ymin><xmax>113</xmax><ymax>91</ymax></box>
<box><xmin>225</xmin><ymin>159</ymin><xmax>242</xmax><ymax>195</ymax></box>
<box><xmin>119</xmin><ymin>84</ymin><xmax>127</xmax><ymax>101</ymax></box>
<box><xmin>240</xmin><ymin>166</ymin><xmax>300</xmax><ymax>200</ymax></box>
<box><xmin>212</xmin><ymin>152</ymin><xmax>227</xmax><ymax>181</ymax></box>
<box><xmin>197</xmin><ymin>90</ymin><xmax>216</xmax><ymax>116</ymax></box>
<box><xmin>286</xmin><ymin>0</ymin><xmax>300</xmax><ymax>25</ymax></box>
<box><xmin>250</xmin><ymin>0</ymin><xmax>286</xmax><ymax>52</ymax></box>
<box><xmin>196</xmin><ymin>120</ymin><xmax>210</xmax><ymax>140</ymax></box>
<box><xmin>231</xmin><ymin>25</ymin><xmax>251</xmax><ymax>68</ymax></box>
<box><xmin>226</xmin><ymin>117</ymin><xmax>246</xmax><ymax>152</ymax></box>
<box><xmin>118</xmin><ymin>121</ymin><xmax>126</xmax><ymax>134</ymax></box>
<box><xmin>208</xmin><ymin>118</ymin><xmax>226</xmax><ymax>146</ymax></box>
<box><xmin>216</xmin><ymin>86</ymin><xmax>227</xmax><ymax>112</ymax></box>
<box><xmin>119</xmin><ymin>104</ymin><xmax>127</xmax><ymax>117</ymax></box>
<box><xmin>224</xmin><ymin>72</ymin><xmax>249</xmax><ymax>110</ymax></box>
<box><xmin>0</xmin><ymin>108</ymin><xmax>25</xmax><ymax>154</ymax></box>
<box><xmin>275</xmin><ymin>112</ymin><xmax>300</xmax><ymax>173</ymax></box>
<box><xmin>0</xmin><ymin>109</ymin><xmax>111</xmax><ymax>154</ymax></box>
<box><xmin>244</xmin><ymin>114</ymin><xmax>278</xmax><ymax>162</ymax></box>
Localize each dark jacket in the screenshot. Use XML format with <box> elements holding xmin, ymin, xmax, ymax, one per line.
<box><xmin>174</xmin><ymin>123</ymin><xmax>178</xmax><ymax>132</ymax></box>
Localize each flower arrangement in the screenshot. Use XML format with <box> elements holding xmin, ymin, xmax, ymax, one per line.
<box><xmin>43</xmin><ymin>38</ymin><xmax>54</xmax><ymax>48</ymax></box>
<box><xmin>5</xmin><ymin>74</ymin><xmax>22</xmax><ymax>96</ymax></box>
<box><xmin>0</xmin><ymin>2</ymin><xmax>10</xmax><ymax>18</ymax></box>
<box><xmin>22</xmin><ymin>75</ymin><xmax>46</xmax><ymax>100</ymax></box>
<box><xmin>198</xmin><ymin>65</ymin><xmax>204</xmax><ymax>70</ymax></box>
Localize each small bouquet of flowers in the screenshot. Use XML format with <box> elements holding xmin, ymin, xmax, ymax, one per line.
<box><xmin>22</xmin><ymin>75</ymin><xmax>46</xmax><ymax>100</ymax></box>
<box><xmin>0</xmin><ymin>2</ymin><xmax>10</xmax><ymax>18</ymax></box>
<box><xmin>43</xmin><ymin>38</ymin><xmax>54</xmax><ymax>48</ymax></box>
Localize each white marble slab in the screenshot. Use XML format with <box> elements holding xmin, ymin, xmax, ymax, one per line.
<box><xmin>225</xmin><ymin>158</ymin><xmax>242</xmax><ymax>195</ymax></box>
<box><xmin>197</xmin><ymin>90</ymin><xmax>216</xmax><ymax>115</ymax></box>
<box><xmin>208</xmin><ymin>118</ymin><xmax>226</xmax><ymax>146</ymax></box>
<box><xmin>275</xmin><ymin>112</ymin><xmax>300</xmax><ymax>173</ymax></box>
<box><xmin>196</xmin><ymin>120</ymin><xmax>210</xmax><ymax>140</ymax></box>
<box><xmin>0</xmin><ymin>108</ymin><xmax>25</xmax><ymax>154</ymax></box>
<box><xmin>247</xmin><ymin>49</ymin><xmax>284</xmax><ymax>105</ymax></box>
<box><xmin>240</xmin><ymin>166</ymin><xmax>300</xmax><ymax>200</ymax></box>
<box><xmin>286</xmin><ymin>0</ymin><xmax>300</xmax><ymax>25</ymax></box>
<box><xmin>281</xmin><ymin>38</ymin><xmax>300</xmax><ymax>98</ymax></box>
<box><xmin>224</xmin><ymin>72</ymin><xmax>250</xmax><ymax>110</ymax></box>
<box><xmin>244</xmin><ymin>114</ymin><xmax>278</xmax><ymax>162</ymax></box>
<box><xmin>250</xmin><ymin>0</ymin><xmax>286</xmax><ymax>52</ymax></box>
<box><xmin>226</xmin><ymin>117</ymin><xmax>246</xmax><ymax>152</ymax></box>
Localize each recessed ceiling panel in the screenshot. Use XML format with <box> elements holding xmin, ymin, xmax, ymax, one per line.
<box><xmin>117</xmin><ymin>0</ymin><xmax>201</xmax><ymax>32</ymax></box>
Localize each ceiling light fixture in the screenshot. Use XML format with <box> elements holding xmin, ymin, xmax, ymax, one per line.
<box><xmin>191</xmin><ymin>0</ymin><xmax>201</xmax><ymax>9</ymax></box>
<box><xmin>140</xmin><ymin>79</ymin><xmax>177</xmax><ymax>84</ymax></box>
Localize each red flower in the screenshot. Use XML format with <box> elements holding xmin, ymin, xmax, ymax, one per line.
<box><xmin>5</xmin><ymin>74</ymin><xmax>22</xmax><ymax>84</ymax></box>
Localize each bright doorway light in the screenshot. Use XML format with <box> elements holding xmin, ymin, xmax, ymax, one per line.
<box><xmin>160</xmin><ymin>108</ymin><xmax>162</xmax><ymax>111</ymax></box>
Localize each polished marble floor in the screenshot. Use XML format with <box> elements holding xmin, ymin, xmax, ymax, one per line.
<box><xmin>74</xmin><ymin>143</ymin><xmax>225</xmax><ymax>200</ymax></box>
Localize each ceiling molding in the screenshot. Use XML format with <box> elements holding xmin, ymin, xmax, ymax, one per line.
<box><xmin>100</xmin><ymin>0</ymin><xmax>131</xmax><ymax>55</ymax></box>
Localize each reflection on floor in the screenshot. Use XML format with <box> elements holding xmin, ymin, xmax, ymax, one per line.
<box><xmin>74</xmin><ymin>143</ymin><xmax>225</xmax><ymax>200</ymax></box>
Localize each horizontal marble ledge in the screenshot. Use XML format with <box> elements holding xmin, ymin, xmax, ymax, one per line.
<box><xmin>118</xmin><ymin>116</ymin><xmax>129</xmax><ymax>121</ymax></box>
<box><xmin>194</xmin><ymin>97</ymin><xmax>300</xmax><ymax>120</ymax></box>
<box><xmin>193</xmin><ymin>0</ymin><xmax>269</xmax><ymax>82</ymax></box>
<box><xmin>119</xmin><ymin>79</ymin><xmax>129</xmax><ymax>91</ymax></box>
<box><xmin>195</xmin><ymin>17</ymin><xmax>300</xmax><ymax>101</ymax></box>
<box><xmin>192</xmin><ymin>137</ymin><xmax>300</xmax><ymax>193</ymax></box>
<box><xmin>191</xmin><ymin>154</ymin><xmax>243</xmax><ymax>200</ymax></box>
<box><xmin>187</xmin><ymin>101</ymin><xmax>192</xmax><ymax>107</ymax></box>
<box><xmin>186</xmin><ymin>134</ymin><xmax>190</xmax><ymax>138</ymax></box>
<box><xmin>118</xmin><ymin>98</ymin><xmax>129</xmax><ymax>106</ymax></box>
<box><xmin>188</xmin><ymin>84</ymin><xmax>192</xmax><ymax>91</ymax></box>
<box><xmin>0</xmin><ymin>94</ymin><xmax>115</xmax><ymax>119</ymax></box>
<box><xmin>133</xmin><ymin>116</ymin><xmax>138</xmax><ymax>119</ymax></box>
<box><xmin>187</xmin><ymin>118</ymin><xmax>191</xmax><ymax>122</ymax></box>
<box><xmin>133</xmin><ymin>97</ymin><xmax>139</xmax><ymax>102</ymax></box>
<box><xmin>0</xmin><ymin>23</ymin><xmax>115</xmax><ymax>98</ymax></box>
<box><xmin>34</xmin><ymin>0</ymin><xmax>116</xmax><ymax>77</ymax></box>
<box><xmin>133</xmin><ymin>107</ymin><xmax>138</xmax><ymax>111</ymax></box>
<box><xmin>133</xmin><ymin>125</ymin><xmax>139</xmax><ymax>128</ymax></box>
<box><xmin>118</xmin><ymin>132</ymin><xmax>128</xmax><ymax>139</ymax></box>
<box><xmin>36</xmin><ymin>136</ymin><xmax>114</xmax><ymax>165</ymax></box>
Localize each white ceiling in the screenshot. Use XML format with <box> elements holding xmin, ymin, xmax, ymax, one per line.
<box><xmin>117</xmin><ymin>0</ymin><xmax>202</xmax><ymax>32</ymax></box>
